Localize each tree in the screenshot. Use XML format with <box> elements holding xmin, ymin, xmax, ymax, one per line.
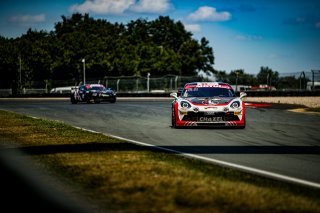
<box><xmin>1</xmin><ymin>13</ymin><xmax>216</xmax><ymax>87</ymax></box>
<box><xmin>0</xmin><ymin>36</ymin><xmax>18</xmax><ymax>90</ymax></box>
<box><xmin>197</xmin><ymin>37</ymin><xmax>215</xmax><ymax>75</ymax></box>
<box><xmin>257</xmin><ymin>66</ymin><xmax>279</xmax><ymax>87</ymax></box>
<box><xmin>228</xmin><ymin>69</ymin><xmax>257</xmax><ymax>86</ymax></box>
<box><xmin>215</xmin><ymin>70</ymin><xmax>229</xmax><ymax>82</ymax></box>
<box><xmin>277</xmin><ymin>76</ymin><xmax>299</xmax><ymax>90</ymax></box>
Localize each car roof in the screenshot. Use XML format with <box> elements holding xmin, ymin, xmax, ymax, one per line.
<box><xmin>80</xmin><ymin>84</ymin><xmax>105</xmax><ymax>88</ymax></box>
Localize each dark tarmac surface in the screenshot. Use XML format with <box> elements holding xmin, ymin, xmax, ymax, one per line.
<box><xmin>0</xmin><ymin>98</ymin><xmax>319</xmax><ymax>189</ymax></box>
<box><xmin>0</xmin><ymin>98</ymin><xmax>320</xmax><ymax>212</ymax></box>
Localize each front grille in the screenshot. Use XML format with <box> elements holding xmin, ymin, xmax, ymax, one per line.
<box><xmin>181</xmin><ymin>111</ymin><xmax>239</xmax><ymax>122</ymax></box>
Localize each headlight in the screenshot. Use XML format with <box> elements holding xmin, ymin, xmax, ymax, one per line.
<box><xmin>180</xmin><ymin>101</ymin><xmax>191</xmax><ymax>108</ymax></box>
<box><xmin>230</xmin><ymin>101</ymin><xmax>240</xmax><ymax>108</ymax></box>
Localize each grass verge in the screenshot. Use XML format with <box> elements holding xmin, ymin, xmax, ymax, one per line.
<box><xmin>305</xmin><ymin>107</ymin><xmax>320</xmax><ymax>113</ymax></box>
<box><xmin>289</xmin><ymin>107</ymin><xmax>320</xmax><ymax>114</ymax></box>
<box><xmin>0</xmin><ymin>110</ymin><xmax>319</xmax><ymax>213</ymax></box>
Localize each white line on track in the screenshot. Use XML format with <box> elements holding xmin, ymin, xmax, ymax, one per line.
<box><xmin>4</xmin><ymin>111</ymin><xmax>320</xmax><ymax>189</ymax></box>
<box><xmin>75</xmin><ymin>126</ymin><xmax>320</xmax><ymax>189</ymax></box>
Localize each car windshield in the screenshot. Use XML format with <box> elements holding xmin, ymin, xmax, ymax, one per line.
<box><xmin>182</xmin><ymin>87</ymin><xmax>235</xmax><ymax>98</ymax></box>
<box><xmin>90</xmin><ymin>86</ymin><xmax>104</xmax><ymax>91</ymax></box>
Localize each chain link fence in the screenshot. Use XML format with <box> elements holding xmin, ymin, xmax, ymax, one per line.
<box><xmin>277</xmin><ymin>70</ymin><xmax>320</xmax><ymax>91</ymax></box>
<box><xmin>1</xmin><ymin>71</ymin><xmax>319</xmax><ymax>96</ymax></box>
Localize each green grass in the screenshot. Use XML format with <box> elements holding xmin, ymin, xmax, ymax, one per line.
<box><xmin>0</xmin><ymin>110</ymin><xmax>319</xmax><ymax>213</ymax></box>
<box><xmin>305</xmin><ymin>107</ymin><xmax>320</xmax><ymax>113</ymax></box>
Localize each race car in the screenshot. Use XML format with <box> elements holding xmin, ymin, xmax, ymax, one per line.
<box><xmin>170</xmin><ymin>82</ymin><xmax>247</xmax><ymax>128</ymax></box>
<box><xmin>70</xmin><ymin>84</ymin><xmax>116</xmax><ymax>104</ymax></box>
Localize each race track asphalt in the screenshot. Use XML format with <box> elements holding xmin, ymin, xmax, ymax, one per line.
<box><xmin>0</xmin><ymin>98</ymin><xmax>319</xmax><ymax>187</ymax></box>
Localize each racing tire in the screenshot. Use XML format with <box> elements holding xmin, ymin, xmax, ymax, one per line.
<box><xmin>110</xmin><ymin>98</ymin><xmax>116</xmax><ymax>103</ymax></box>
<box><xmin>238</xmin><ymin>125</ymin><xmax>246</xmax><ymax>129</ymax></box>
<box><xmin>86</xmin><ymin>97</ymin><xmax>92</xmax><ymax>104</ymax></box>
<box><xmin>70</xmin><ymin>95</ymin><xmax>78</xmax><ymax>104</ymax></box>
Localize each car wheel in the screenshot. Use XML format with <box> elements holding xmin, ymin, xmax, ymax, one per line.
<box><xmin>70</xmin><ymin>95</ymin><xmax>78</xmax><ymax>104</ymax></box>
<box><xmin>86</xmin><ymin>97</ymin><xmax>92</xmax><ymax>104</ymax></box>
<box><xmin>238</xmin><ymin>125</ymin><xmax>246</xmax><ymax>129</ymax></box>
<box><xmin>94</xmin><ymin>99</ymin><xmax>101</xmax><ymax>104</ymax></box>
<box><xmin>110</xmin><ymin>98</ymin><xmax>116</xmax><ymax>103</ymax></box>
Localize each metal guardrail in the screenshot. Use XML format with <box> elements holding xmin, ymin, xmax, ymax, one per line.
<box><xmin>1</xmin><ymin>71</ymin><xmax>320</xmax><ymax>97</ymax></box>
<box><xmin>0</xmin><ymin>89</ymin><xmax>12</xmax><ymax>97</ymax></box>
<box><xmin>2</xmin><ymin>90</ymin><xmax>320</xmax><ymax>98</ymax></box>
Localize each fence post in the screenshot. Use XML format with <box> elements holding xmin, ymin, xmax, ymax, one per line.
<box><xmin>299</xmin><ymin>71</ymin><xmax>305</xmax><ymax>91</ymax></box>
<box><xmin>311</xmin><ymin>70</ymin><xmax>315</xmax><ymax>91</ymax></box>
<box><xmin>175</xmin><ymin>76</ymin><xmax>178</xmax><ymax>91</ymax></box>
<box><xmin>136</xmin><ymin>78</ymin><xmax>139</xmax><ymax>92</ymax></box>
<box><xmin>147</xmin><ymin>73</ymin><xmax>150</xmax><ymax>92</ymax></box>
<box><xmin>117</xmin><ymin>79</ymin><xmax>120</xmax><ymax>92</ymax></box>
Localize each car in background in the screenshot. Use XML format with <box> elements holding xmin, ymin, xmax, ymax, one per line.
<box><xmin>71</xmin><ymin>84</ymin><xmax>116</xmax><ymax>104</ymax></box>
<box><xmin>50</xmin><ymin>86</ymin><xmax>75</xmax><ymax>94</ymax></box>
<box><xmin>170</xmin><ymin>82</ymin><xmax>247</xmax><ymax>128</ymax></box>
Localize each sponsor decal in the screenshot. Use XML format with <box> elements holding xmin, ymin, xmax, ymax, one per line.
<box><xmin>204</xmin><ymin>106</ymin><xmax>217</xmax><ymax>109</ymax></box>
<box><xmin>209</xmin><ymin>99</ymin><xmax>220</xmax><ymax>104</ymax></box>
<box><xmin>199</xmin><ymin>117</ymin><xmax>223</xmax><ymax>122</ymax></box>
<box><xmin>204</xmin><ymin>111</ymin><xmax>216</xmax><ymax>115</ymax></box>
<box><xmin>195</xmin><ymin>82</ymin><xmax>231</xmax><ymax>89</ymax></box>
<box><xmin>185</xmin><ymin>83</ymin><xmax>231</xmax><ymax>90</ymax></box>
<box><xmin>196</xmin><ymin>82</ymin><xmax>220</xmax><ymax>87</ymax></box>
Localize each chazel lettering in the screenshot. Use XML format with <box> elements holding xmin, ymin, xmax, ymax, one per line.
<box><xmin>199</xmin><ymin>117</ymin><xmax>223</xmax><ymax>122</ymax></box>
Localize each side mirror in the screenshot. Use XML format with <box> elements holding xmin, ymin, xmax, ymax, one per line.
<box><xmin>170</xmin><ymin>92</ymin><xmax>178</xmax><ymax>99</ymax></box>
<box><xmin>240</xmin><ymin>92</ymin><xmax>247</xmax><ymax>100</ymax></box>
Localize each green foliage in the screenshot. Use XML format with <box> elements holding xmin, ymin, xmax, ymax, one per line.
<box><xmin>277</xmin><ymin>76</ymin><xmax>299</xmax><ymax>90</ymax></box>
<box><xmin>257</xmin><ymin>66</ymin><xmax>279</xmax><ymax>86</ymax></box>
<box><xmin>0</xmin><ymin>37</ymin><xmax>18</xmax><ymax>88</ymax></box>
<box><xmin>0</xmin><ymin>13</ymin><xmax>306</xmax><ymax>92</ymax></box>
<box><xmin>0</xmin><ymin>13</ymin><xmax>217</xmax><ymax>91</ymax></box>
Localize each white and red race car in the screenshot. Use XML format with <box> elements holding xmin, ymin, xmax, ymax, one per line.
<box><xmin>170</xmin><ymin>82</ymin><xmax>247</xmax><ymax>128</ymax></box>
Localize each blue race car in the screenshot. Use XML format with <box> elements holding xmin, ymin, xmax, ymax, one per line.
<box><xmin>71</xmin><ymin>84</ymin><xmax>116</xmax><ymax>104</ymax></box>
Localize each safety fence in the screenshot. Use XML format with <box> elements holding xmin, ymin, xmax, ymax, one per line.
<box><xmin>1</xmin><ymin>71</ymin><xmax>319</xmax><ymax>97</ymax></box>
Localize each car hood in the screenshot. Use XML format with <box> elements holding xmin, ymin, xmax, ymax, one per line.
<box><xmin>184</xmin><ymin>97</ymin><xmax>236</xmax><ymax>105</ymax></box>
